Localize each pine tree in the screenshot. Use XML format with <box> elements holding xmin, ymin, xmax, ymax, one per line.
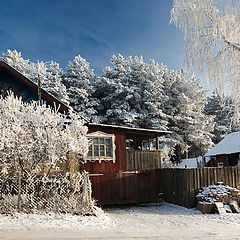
<box><xmin>63</xmin><ymin>55</ymin><xmax>98</xmax><ymax>121</ymax></box>
<box><xmin>160</xmin><ymin>70</ymin><xmax>214</xmax><ymax>162</ymax></box>
<box><xmin>40</xmin><ymin>61</ymin><xmax>69</xmax><ymax>105</ymax></box>
<box><xmin>98</xmin><ymin>54</ymin><xmax>168</xmax><ymax>130</ymax></box>
<box><xmin>204</xmin><ymin>92</ymin><xmax>237</xmax><ymax>143</ymax></box>
<box><xmin>1</xmin><ymin>49</ymin><xmax>33</xmax><ymax>78</ymax></box>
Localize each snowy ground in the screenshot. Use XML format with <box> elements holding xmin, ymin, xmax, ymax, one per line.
<box><xmin>0</xmin><ymin>203</ymin><xmax>240</xmax><ymax>240</ymax></box>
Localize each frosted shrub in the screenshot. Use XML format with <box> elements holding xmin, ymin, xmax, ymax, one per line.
<box><xmin>0</xmin><ymin>94</ymin><xmax>96</xmax><ymax>215</ymax></box>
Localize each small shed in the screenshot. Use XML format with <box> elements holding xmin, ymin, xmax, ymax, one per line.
<box><xmin>82</xmin><ymin>123</ymin><xmax>170</xmax><ymax>205</ymax></box>
<box><xmin>204</xmin><ymin>132</ymin><xmax>240</xmax><ymax>167</ymax></box>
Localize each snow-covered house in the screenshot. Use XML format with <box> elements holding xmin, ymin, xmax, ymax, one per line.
<box><xmin>176</xmin><ymin>157</ymin><xmax>203</xmax><ymax>169</ymax></box>
<box><xmin>204</xmin><ymin>132</ymin><xmax>240</xmax><ymax>167</ymax></box>
<box><xmin>0</xmin><ymin>60</ymin><xmax>170</xmax><ymax>205</ymax></box>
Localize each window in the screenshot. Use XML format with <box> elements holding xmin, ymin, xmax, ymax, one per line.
<box><xmin>86</xmin><ymin>131</ymin><xmax>115</xmax><ymax>163</ymax></box>
<box><xmin>210</xmin><ymin>156</ymin><xmax>216</xmax><ymax>161</ymax></box>
<box><xmin>217</xmin><ymin>162</ymin><xmax>224</xmax><ymax>168</ymax></box>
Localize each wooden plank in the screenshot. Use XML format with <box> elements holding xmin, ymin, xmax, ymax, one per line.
<box><xmin>207</xmin><ymin>168</ymin><xmax>211</xmax><ymax>186</ymax></box>
<box><xmin>236</xmin><ymin>167</ymin><xmax>239</xmax><ymax>188</ymax></box>
<box><xmin>208</xmin><ymin>168</ymin><xmax>213</xmax><ymax>185</ymax></box>
<box><xmin>223</xmin><ymin>167</ymin><xmax>229</xmax><ymax>186</ymax></box>
<box><xmin>231</xmin><ymin>167</ymin><xmax>235</xmax><ymax>187</ymax></box>
<box><xmin>215</xmin><ymin>167</ymin><xmax>218</xmax><ymax>184</ymax></box>
<box><xmin>199</xmin><ymin>168</ymin><xmax>203</xmax><ymax>187</ymax></box>
<box><xmin>180</xmin><ymin>169</ymin><xmax>184</xmax><ymax>206</ymax></box>
<box><xmin>188</xmin><ymin>169</ymin><xmax>194</xmax><ymax>208</ymax></box>
<box><xmin>172</xmin><ymin>169</ymin><xmax>177</xmax><ymax>205</ymax></box>
<box><xmin>182</xmin><ymin>169</ymin><xmax>188</xmax><ymax>207</ymax></box>
<box><xmin>235</xmin><ymin>166</ymin><xmax>239</xmax><ymax>188</ymax></box>
<box><xmin>228</xmin><ymin>167</ymin><xmax>232</xmax><ymax>186</ymax></box>
<box><xmin>204</xmin><ymin>168</ymin><xmax>208</xmax><ymax>187</ymax></box>
<box><xmin>193</xmin><ymin>168</ymin><xmax>198</xmax><ymax>205</ymax></box>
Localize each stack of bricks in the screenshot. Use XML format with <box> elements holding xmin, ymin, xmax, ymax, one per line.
<box><xmin>196</xmin><ymin>182</ymin><xmax>240</xmax><ymax>214</ymax></box>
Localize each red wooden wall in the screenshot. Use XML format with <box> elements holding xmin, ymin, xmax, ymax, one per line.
<box><xmin>80</xmin><ymin>126</ymin><xmax>162</xmax><ymax>205</ymax></box>
<box><xmin>208</xmin><ymin>155</ymin><xmax>228</xmax><ymax>167</ymax></box>
<box><xmin>80</xmin><ymin>126</ymin><xmax>127</xmax><ymax>173</ymax></box>
<box><xmin>90</xmin><ymin>170</ymin><xmax>162</xmax><ymax>205</ymax></box>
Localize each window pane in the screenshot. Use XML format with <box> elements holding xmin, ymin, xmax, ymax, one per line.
<box><xmin>94</xmin><ymin>145</ymin><xmax>99</xmax><ymax>156</ymax></box>
<box><xmin>100</xmin><ymin>145</ymin><xmax>105</xmax><ymax>156</ymax></box>
<box><xmin>93</xmin><ymin>138</ymin><xmax>98</xmax><ymax>144</ymax></box>
<box><xmin>88</xmin><ymin>145</ymin><xmax>93</xmax><ymax>156</ymax></box>
<box><xmin>105</xmin><ymin>138</ymin><xmax>111</xmax><ymax>144</ymax></box>
<box><xmin>99</xmin><ymin>138</ymin><xmax>104</xmax><ymax>144</ymax></box>
<box><xmin>106</xmin><ymin>145</ymin><xmax>112</xmax><ymax>157</ymax></box>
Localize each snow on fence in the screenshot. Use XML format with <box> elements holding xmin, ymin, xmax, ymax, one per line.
<box><xmin>0</xmin><ymin>171</ymin><xmax>96</xmax><ymax>215</ymax></box>
<box><xmin>161</xmin><ymin>166</ymin><xmax>240</xmax><ymax>208</ymax></box>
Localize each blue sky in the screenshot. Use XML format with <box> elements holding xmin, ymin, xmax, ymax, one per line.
<box><xmin>0</xmin><ymin>0</ymin><xmax>186</xmax><ymax>74</ymax></box>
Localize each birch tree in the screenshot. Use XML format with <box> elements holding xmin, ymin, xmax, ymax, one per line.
<box><xmin>170</xmin><ymin>0</ymin><xmax>240</xmax><ymax>122</ymax></box>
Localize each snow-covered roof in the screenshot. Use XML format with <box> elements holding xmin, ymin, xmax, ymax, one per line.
<box><xmin>205</xmin><ymin>132</ymin><xmax>240</xmax><ymax>157</ymax></box>
<box><xmin>176</xmin><ymin>157</ymin><xmax>202</xmax><ymax>169</ymax></box>
<box><xmin>88</xmin><ymin>123</ymin><xmax>171</xmax><ymax>139</ymax></box>
<box><xmin>0</xmin><ymin>61</ymin><xmax>70</xmax><ymax>114</ymax></box>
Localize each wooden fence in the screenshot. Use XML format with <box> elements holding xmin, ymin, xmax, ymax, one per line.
<box><xmin>126</xmin><ymin>150</ymin><xmax>161</xmax><ymax>171</ymax></box>
<box><xmin>161</xmin><ymin>167</ymin><xmax>240</xmax><ymax>208</ymax></box>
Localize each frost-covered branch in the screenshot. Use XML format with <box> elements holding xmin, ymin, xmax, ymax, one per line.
<box><xmin>171</xmin><ymin>0</ymin><xmax>240</xmax><ymax>122</ymax></box>
<box><xmin>0</xmin><ymin>93</ymin><xmax>88</xmax><ymax>175</ymax></box>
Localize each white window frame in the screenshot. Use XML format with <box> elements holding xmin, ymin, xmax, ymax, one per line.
<box><xmin>217</xmin><ymin>162</ymin><xmax>224</xmax><ymax>168</ymax></box>
<box><xmin>86</xmin><ymin>131</ymin><xmax>116</xmax><ymax>163</ymax></box>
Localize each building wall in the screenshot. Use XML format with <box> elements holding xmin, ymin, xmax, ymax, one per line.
<box><xmin>80</xmin><ymin>126</ymin><xmax>127</xmax><ymax>173</ymax></box>
<box><xmin>207</xmin><ymin>153</ymin><xmax>240</xmax><ymax>167</ymax></box>
<box><xmin>208</xmin><ymin>155</ymin><xmax>228</xmax><ymax>167</ymax></box>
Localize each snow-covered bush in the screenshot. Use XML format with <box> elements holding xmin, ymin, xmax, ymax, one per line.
<box><xmin>0</xmin><ymin>171</ymin><xmax>96</xmax><ymax>215</ymax></box>
<box><xmin>0</xmin><ymin>93</ymin><xmax>96</xmax><ymax>215</ymax></box>
<box><xmin>0</xmin><ymin>93</ymin><xmax>88</xmax><ymax>173</ymax></box>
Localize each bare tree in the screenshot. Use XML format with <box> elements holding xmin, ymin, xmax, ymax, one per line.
<box><xmin>170</xmin><ymin>0</ymin><xmax>240</xmax><ymax>122</ymax></box>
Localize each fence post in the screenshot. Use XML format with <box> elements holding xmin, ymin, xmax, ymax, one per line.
<box><xmin>17</xmin><ymin>172</ymin><xmax>21</xmax><ymax>213</ymax></box>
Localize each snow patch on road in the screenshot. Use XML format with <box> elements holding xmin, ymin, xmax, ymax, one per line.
<box><xmin>0</xmin><ymin>203</ymin><xmax>240</xmax><ymax>239</ymax></box>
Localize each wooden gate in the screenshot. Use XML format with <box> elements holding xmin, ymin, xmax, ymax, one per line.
<box><xmin>89</xmin><ymin>169</ymin><xmax>162</xmax><ymax>205</ymax></box>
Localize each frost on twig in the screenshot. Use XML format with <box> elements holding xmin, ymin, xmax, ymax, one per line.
<box><xmin>0</xmin><ymin>93</ymin><xmax>97</xmax><ymax>215</ymax></box>
<box><xmin>171</xmin><ymin>0</ymin><xmax>240</xmax><ymax>122</ymax></box>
